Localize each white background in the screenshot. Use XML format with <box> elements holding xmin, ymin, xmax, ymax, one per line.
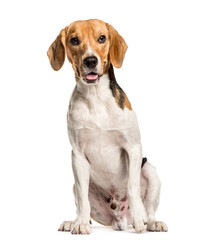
<box><xmin>0</xmin><ymin>0</ymin><xmax>207</xmax><ymax>239</ymax></box>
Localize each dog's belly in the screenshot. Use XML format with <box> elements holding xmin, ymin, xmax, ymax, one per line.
<box><xmin>79</xmin><ymin>128</ymin><xmax>128</xmax><ymax>190</ymax></box>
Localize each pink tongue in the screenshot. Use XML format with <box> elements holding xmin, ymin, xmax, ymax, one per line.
<box><xmin>86</xmin><ymin>74</ymin><xmax>98</xmax><ymax>80</ymax></box>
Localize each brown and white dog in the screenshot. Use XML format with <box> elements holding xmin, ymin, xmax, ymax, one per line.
<box><xmin>47</xmin><ymin>19</ymin><xmax>168</xmax><ymax>234</ymax></box>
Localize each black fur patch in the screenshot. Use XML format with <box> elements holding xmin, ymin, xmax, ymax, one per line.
<box><xmin>108</xmin><ymin>63</ymin><xmax>125</xmax><ymax>109</ymax></box>
<box><xmin>141</xmin><ymin>157</ymin><xmax>147</xmax><ymax>168</ymax></box>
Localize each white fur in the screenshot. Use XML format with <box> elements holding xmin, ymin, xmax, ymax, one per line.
<box><xmin>65</xmin><ymin>74</ymin><xmax>154</xmax><ymax>233</ymax></box>
<box><xmin>87</xmin><ymin>43</ymin><xmax>94</xmax><ymax>55</ymax></box>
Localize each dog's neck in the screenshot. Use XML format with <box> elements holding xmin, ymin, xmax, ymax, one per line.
<box><xmin>75</xmin><ymin>64</ymin><xmax>126</xmax><ymax>110</ymax></box>
<box><xmin>76</xmin><ymin>73</ymin><xmax>111</xmax><ymax>100</ymax></box>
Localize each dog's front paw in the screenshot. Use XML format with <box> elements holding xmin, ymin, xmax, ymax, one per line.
<box><xmin>132</xmin><ymin>219</ymin><xmax>147</xmax><ymax>233</ymax></box>
<box><xmin>70</xmin><ymin>222</ymin><xmax>91</xmax><ymax>234</ymax></box>
<box><xmin>131</xmin><ymin>210</ymin><xmax>148</xmax><ymax>233</ymax></box>
<box><xmin>58</xmin><ymin>221</ymin><xmax>73</xmax><ymax>231</ymax></box>
<box><xmin>58</xmin><ymin>220</ymin><xmax>91</xmax><ymax>234</ymax></box>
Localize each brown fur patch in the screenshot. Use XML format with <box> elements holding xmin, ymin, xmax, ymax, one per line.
<box><xmin>47</xmin><ymin>19</ymin><xmax>127</xmax><ymax>80</ymax></box>
<box><xmin>124</xmin><ymin>93</ymin><xmax>132</xmax><ymax>110</ymax></box>
<box><xmin>64</xmin><ymin>19</ymin><xmax>111</xmax><ymax>79</ymax></box>
<box><xmin>108</xmin><ymin>64</ymin><xmax>132</xmax><ymax>110</ymax></box>
<box><xmin>47</xmin><ymin>29</ymin><xmax>66</xmax><ymax>71</ymax></box>
<box><xmin>107</xmin><ymin>24</ymin><xmax>128</xmax><ymax>68</ymax></box>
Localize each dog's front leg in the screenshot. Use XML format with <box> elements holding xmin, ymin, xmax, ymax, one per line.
<box><xmin>70</xmin><ymin>150</ymin><xmax>91</xmax><ymax>234</ymax></box>
<box><xmin>127</xmin><ymin>144</ymin><xmax>148</xmax><ymax>233</ymax></box>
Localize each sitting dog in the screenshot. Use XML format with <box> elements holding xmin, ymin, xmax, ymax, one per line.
<box><xmin>47</xmin><ymin>19</ymin><xmax>167</xmax><ymax>234</ymax></box>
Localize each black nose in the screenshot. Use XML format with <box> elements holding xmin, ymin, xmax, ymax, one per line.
<box><xmin>83</xmin><ymin>56</ymin><xmax>98</xmax><ymax>68</ymax></box>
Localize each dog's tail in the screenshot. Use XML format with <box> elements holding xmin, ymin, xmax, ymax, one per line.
<box><xmin>141</xmin><ymin>157</ymin><xmax>147</xmax><ymax>168</ymax></box>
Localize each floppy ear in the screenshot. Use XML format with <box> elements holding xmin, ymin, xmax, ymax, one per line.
<box><xmin>47</xmin><ymin>29</ymin><xmax>66</xmax><ymax>71</ymax></box>
<box><xmin>107</xmin><ymin>24</ymin><xmax>128</xmax><ymax>68</ymax></box>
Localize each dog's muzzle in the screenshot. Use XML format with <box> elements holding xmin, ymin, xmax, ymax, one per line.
<box><xmin>82</xmin><ymin>56</ymin><xmax>101</xmax><ymax>84</ymax></box>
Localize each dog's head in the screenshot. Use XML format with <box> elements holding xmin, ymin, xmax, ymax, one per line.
<box><xmin>47</xmin><ymin>19</ymin><xmax>127</xmax><ymax>85</ymax></box>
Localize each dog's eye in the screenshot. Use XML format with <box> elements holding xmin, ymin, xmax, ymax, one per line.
<box><xmin>70</xmin><ymin>37</ymin><xmax>80</xmax><ymax>46</ymax></box>
<box><xmin>98</xmin><ymin>35</ymin><xmax>106</xmax><ymax>43</ymax></box>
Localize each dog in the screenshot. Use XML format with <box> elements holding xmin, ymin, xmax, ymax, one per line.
<box><xmin>47</xmin><ymin>19</ymin><xmax>168</xmax><ymax>234</ymax></box>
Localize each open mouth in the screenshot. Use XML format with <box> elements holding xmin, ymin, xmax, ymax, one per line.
<box><xmin>83</xmin><ymin>72</ymin><xmax>100</xmax><ymax>84</ymax></box>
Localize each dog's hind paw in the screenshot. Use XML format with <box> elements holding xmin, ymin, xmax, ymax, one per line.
<box><xmin>147</xmin><ymin>221</ymin><xmax>168</xmax><ymax>232</ymax></box>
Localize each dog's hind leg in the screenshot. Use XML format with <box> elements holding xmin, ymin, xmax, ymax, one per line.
<box><xmin>141</xmin><ymin>162</ymin><xmax>168</xmax><ymax>232</ymax></box>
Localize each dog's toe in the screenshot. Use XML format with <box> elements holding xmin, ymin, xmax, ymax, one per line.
<box><xmin>58</xmin><ymin>221</ymin><xmax>73</xmax><ymax>231</ymax></box>
<box><xmin>70</xmin><ymin>223</ymin><xmax>91</xmax><ymax>234</ymax></box>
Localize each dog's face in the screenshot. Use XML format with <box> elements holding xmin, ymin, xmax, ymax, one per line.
<box><xmin>47</xmin><ymin>19</ymin><xmax>127</xmax><ymax>85</ymax></box>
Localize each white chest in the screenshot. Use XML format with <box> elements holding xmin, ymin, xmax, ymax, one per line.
<box><xmin>78</xmin><ymin>127</ymin><xmax>129</xmax><ymax>189</ymax></box>
<box><xmin>67</xmin><ymin>76</ymin><xmax>141</xmax><ymax>189</ymax></box>
<box><xmin>68</xmin><ymin>82</ymin><xmax>136</xmax><ymax>131</ymax></box>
